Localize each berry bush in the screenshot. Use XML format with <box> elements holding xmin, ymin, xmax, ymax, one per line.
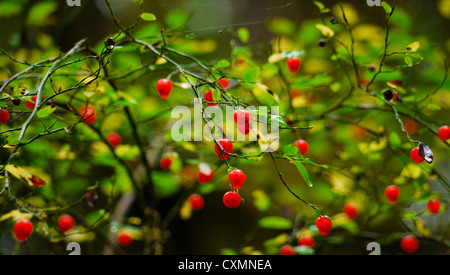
<box><xmin>0</xmin><ymin>0</ymin><xmax>448</xmax><ymax>255</ymax></box>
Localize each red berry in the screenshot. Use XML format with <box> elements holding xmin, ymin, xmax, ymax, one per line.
<box><xmin>189</xmin><ymin>194</ymin><xmax>205</xmax><ymax>211</ymax></box>
<box><xmin>404</xmin><ymin>119</ymin><xmax>418</xmax><ymax>135</ymax></box>
<box><xmin>223</xmin><ymin>191</ymin><xmax>241</xmax><ymax>208</ymax></box>
<box><xmin>280</xmin><ymin>244</ymin><xmax>296</xmax><ymax>255</ymax></box>
<box><xmin>58</xmin><ymin>214</ymin><xmax>76</xmax><ymax>233</ymax></box>
<box><xmin>218</xmin><ymin>78</ymin><xmax>229</xmax><ymax>89</ymax></box>
<box><xmin>107</xmin><ymin>133</ymin><xmax>122</xmax><ymax>148</ymax></box>
<box><xmin>229</xmin><ymin>169</ymin><xmax>245</xmax><ymax>189</ymax></box>
<box><xmin>237</xmin><ymin>122</ymin><xmax>251</xmax><ymax>135</ymax></box>
<box><xmin>25</xmin><ymin>95</ymin><xmax>37</xmax><ymax>110</ymax></box>
<box><xmin>343</xmin><ymin>203</ymin><xmax>357</xmax><ymax>220</ymax></box>
<box><xmin>385</xmin><ymin>185</ymin><xmax>400</xmax><ymax>205</ymax></box>
<box><xmin>204</xmin><ymin>90</ymin><xmax>216</xmax><ymax>107</ymax></box>
<box><xmin>80</xmin><ymin>106</ymin><xmax>96</xmax><ymax>125</ymax></box>
<box><xmin>427</xmin><ymin>199</ymin><xmax>440</xmax><ymax>214</ymax></box>
<box><xmin>410</xmin><ymin>147</ymin><xmax>424</xmax><ymax>163</ymax></box>
<box><xmin>400</xmin><ymin>235</ymin><xmax>419</xmax><ymax>254</ymax></box>
<box><xmin>117</xmin><ymin>232</ymin><xmax>133</xmax><ymax>247</ymax></box>
<box><xmin>160</xmin><ymin>157</ymin><xmax>172</xmax><ymax>171</ymax></box>
<box><xmin>234</xmin><ymin>110</ymin><xmax>252</xmax><ymax>125</ymax></box>
<box><xmin>0</xmin><ymin>109</ymin><xmax>10</xmax><ymax>124</ymax></box>
<box><xmin>214</xmin><ymin>138</ymin><xmax>233</xmax><ymax>160</ymax></box>
<box><xmin>156</xmin><ymin>79</ymin><xmax>173</xmax><ymax>99</ymax></box>
<box><xmin>392</xmin><ymin>91</ymin><xmax>399</xmax><ymax>101</ymax></box>
<box><xmin>294</xmin><ymin>139</ymin><xmax>309</xmax><ymax>155</ymax></box>
<box><xmin>438</xmin><ymin>125</ymin><xmax>450</xmax><ymax>141</ymax></box>
<box><xmin>286</xmin><ymin>57</ymin><xmax>301</xmax><ymax>74</ymax></box>
<box><xmin>14</xmin><ymin>219</ymin><xmax>33</xmax><ymax>242</ymax></box>
<box><xmin>316</xmin><ymin>215</ymin><xmax>332</xmax><ymax>236</ymax></box>
<box><xmin>198</xmin><ymin>170</ymin><xmax>214</xmax><ymax>184</ymax></box>
<box><xmin>298</xmin><ymin>236</ymin><xmax>315</xmax><ymax>248</ymax></box>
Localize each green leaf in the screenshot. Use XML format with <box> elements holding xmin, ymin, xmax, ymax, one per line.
<box><xmin>216</xmin><ymin>59</ymin><xmax>230</xmax><ymax>68</ymax></box>
<box><xmin>389</xmin><ymin>132</ymin><xmax>402</xmax><ymax>149</ymax></box>
<box><xmin>212</xmin><ymin>90</ymin><xmax>221</xmax><ymax>102</ymax></box>
<box><xmin>403</xmin><ymin>211</ymin><xmax>417</xmax><ymax>220</ymax></box>
<box><xmin>164</xmin><ymin>10</ymin><xmax>188</xmax><ymax>29</ymax></box>
<box><xmin>267</xmin><ymin>17</ymin><xmax>296</xmax><ymax>36</ymax></box>
<box><xmin>404</xmin><ymin>55</ymin><xmax>413</xmax><ymax>67</ymax></box>
<box><xmin>284</xmin><ymin>144</ymin><xmax>299</xmax><ymax>156</ymax></box>
<box><xmin>293</xmin><ymin>161</ymin><xmax>313</xmax><ymax>187</ymax></box>
<box><xmin>37</xmin><ymin>105</ymin><xmax>56</xmax><ymax>118</ymax></box>
<box><xmin>293</xmin><ymin>246</ymin><xmax>315</xmax><ymax>255</ymax></box>
<box><xmin>381</xmin><ymin>1</ymin><xmax>392</xmax><ymax>15</ymax></box>
<box><xmin>258</xmin><ymin>216</ymin><xmax>293</xmax><ymax>230</ymax></box>
<box><xmin>244</xmin><ymin>66</ymin><xmax>260</xmax><ymax>83</ymax></box>
<box><xmin>252</xmin><ymin>190</ymin><xmax>271</xmax><ymax>212</ymax></box>
<box><xmin>237</xmin><ymin>27</ymin><xmax>250</xmax><ymax>43</ymax></box>
<box><xmin>27</xmin><ymin>1</ymin><xmax>58</xmax><ymax>26</ymax></box>
<box><xmin>427</xmin><ymin>103</ymin><xmax>441</xmax><ymax>111</ymax></box>
<box><xmin>141</xmin><ymin>12</ymin><xmax>157</xmax><ymax>21</ymax></box>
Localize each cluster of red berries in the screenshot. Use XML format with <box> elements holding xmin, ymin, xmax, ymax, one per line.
<box><xmin>280</xmin><ymin>235</ymin><xmax>316</xmax><ymax>255</ymax></box>
<box><xmin>13</xmin><ymin>214</ymin><xmax>76</xmax><ymax>242</ymax></box>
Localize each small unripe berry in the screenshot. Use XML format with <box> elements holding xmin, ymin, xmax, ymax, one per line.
<box><xmin>14</xmin><ymin>219</ymin><xmax>33</xmax><ymax>242</ymax></box>
<box><xmin>107</xmin><ymin>133</ymin><xmax>122</xmax><ymax>148</ymax></box>
<box><xmin>156</xmin><ymin>79</ymin><xmax>173</xmax><ymax>99</ymax></box>
<box><xmin>214</xmin><ymin>139</ymin><xmax>233</xmax><ymax>160</ymax></box>
<box><xmin>438</xmin><ymin>125</ymin><xmax>450</xmax><ymax>141</ymax></box>
<box><xmin>410</xmin><ymin>147</ymin><xmax>424</xmax><ymax>163</ymax></box>
<box><xmin>189</xmin><ymin>194</ymin><xmax>205</xmax><ymax>211</ymax></box>
<box><xmin>0</xmin><ymin>109</ymin><xmax>10</xmax><ymax>124</ymax></box>
<box><xmin>427</xmin><ymin>199</ymin><xmax>440</xmax><ymax>214</ymax></box>
<box><xmin>58</xmin><ymin>214</ymin><xmax>76</xmax><ymax>233</ymax></box>
<box><xmin>280</xmin><ymin>244</ymin><xmax>296</xmax><ymax>255</ymax></box>
<box><xmin>385</xmin><ymin>185</ymin><xmax>399</xmax><ymax>205</ymax></box>
<box><xmin>160</xmin><ymin>157</ymin><xmax>172</xmax><ymax>171</ymax></box>
<box><xmin>316</xmin><ymin>215</ymin><xmax>332</xmax><ymax>236</ymax></box>
<box><xmin>400</xmin><ymin>235</ymin><xmax>419</xmax><ymax>254</ymax></box>
<box><xmin>229</xmin><ymin>169</ymin><xmax>246</xmax><ymax>189</ymax></box>
<box><xmin>298</xmin><ymin>236</ymin><xmax>315</xmax><ymax>248</ymax></box>
<box><xmin>286</xmin><ymin>57</ymin><xmax>301</xmax><ymax>74</ymax></box>
<box><xmin>223</xmin><ymin>191</ymin><xmax>241</xmax><ymax>208</ymax></box>
<box><xmin>294</xmin><ymin>139</ymin><xmax>309</xmax><ymax>155</ymax></box>
<box><xmin>343</xmin><ymin>203</ymin><xmax>357</xmax><ymax>220</ymax></box>
<box><xmin>117</xmin><ymin>232</ymin><xmax>133</xmax><ymax>247</ymax></box>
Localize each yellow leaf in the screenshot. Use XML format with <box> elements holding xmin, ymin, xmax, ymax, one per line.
<box><xmin>329</xmin><ymin>172</ymin><xmax>354</xmax><ymax>195</ymax></box>
<box><xmin>268</xmin><ymin>53</ymin><xmax>284</xmax><ymax>63</ymax></box>
<box><xmin>406</xmin><ymin>41</ymin><xmax>420</xmax><ymax>52</ymax></box>
<box><xmin>315</xmin><ymin>24</ymin><xmax>335</xmax><ymax>38</ymax></box>
<box><xmin>180</xmin><ymin>200</ymin><xmax>192</xmax><ymax>220</ymax></box>
<box><xmin>414</xmin><ymin>218</ymin><xmax>431</xmax><ymax>237</ymax></box>
<box><xmin>0</xmin><ymin>210</ymin><xmax>33</xmax><ymax>222</ymax></box>
<box><xmin>438</xmin><ymin>0</ymin><xmax>450</xmax><ymax>19</ymax></box>
<box><xmin>155</xmin><ymin>57</ymin><xmax>167</xmax><ymax>65</ymax></box>
<box><xmin>5</xmin><ymin>164</ymin><xmax>46</xmax><ymax>187</ymax></box>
